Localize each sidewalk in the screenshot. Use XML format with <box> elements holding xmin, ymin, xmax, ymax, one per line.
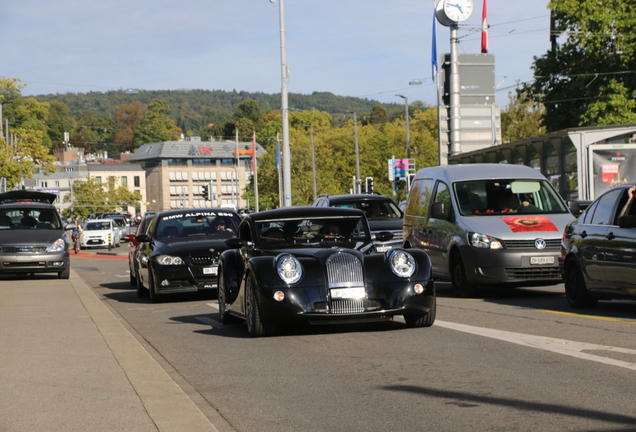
<box><xmin>0</xmin><ymin>265</ymin><xmax>220</xmax><ymax>431</ymax></box>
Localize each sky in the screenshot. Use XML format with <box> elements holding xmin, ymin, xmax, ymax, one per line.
<box><xmin>1</xmin><ymin>0</ymin><xmax>552</xmax><ymax>108</ymax></box>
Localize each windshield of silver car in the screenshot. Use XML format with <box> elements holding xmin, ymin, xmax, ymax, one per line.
<box><xmin>0</xmin><ymin>209</ymin><xmax>61</xmax><ymax>229</ymax></box>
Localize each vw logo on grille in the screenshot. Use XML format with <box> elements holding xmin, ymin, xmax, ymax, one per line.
<box><xmin>534</xmin><ymin>238</ymin><xmax>546</xmax><ymax>250</ymax></box>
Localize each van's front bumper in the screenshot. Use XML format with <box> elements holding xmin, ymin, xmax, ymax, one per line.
<box><xmin>459</xmin><ymin>245</ymin><xmax>562</xmax><ymax>285</ymax></box>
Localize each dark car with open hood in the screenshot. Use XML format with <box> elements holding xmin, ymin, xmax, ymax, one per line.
<box><xmin>134</xmin><ymin>208</ymin><xmax>241</xmax><ymax>302</ymax></box>
<box><xmin>0</xmin><ymin>190</ymin><xmax>71</xmax><ymax>279</ymax></box>
<box><xmin>218</xmin><ymin>206</ymin><xmax>435</xmax><ymax>337</ymax></box>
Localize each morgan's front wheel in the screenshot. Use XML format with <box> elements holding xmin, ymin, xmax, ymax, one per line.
<box><xmin>404</xmin><ymin>294</ymin><xmax>436</xmax><ymax>328</ymax></box>
<box><xmin>245</xmin><ymin>274</ymin><xmax>274</xmax><ymax>337</ymax></box>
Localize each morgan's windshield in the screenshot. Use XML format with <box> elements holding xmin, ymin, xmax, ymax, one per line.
<box><xmin>255</xmin><ymin>216</ymin><xmax>370</xmax><ymax>249</ymax></box>
<box><xmin>453</xmin><ymin>179</ymin><xmax>569</xmax><ymax>216</ymax></box>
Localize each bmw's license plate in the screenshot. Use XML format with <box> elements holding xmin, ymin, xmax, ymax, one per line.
<box><xmin>330</xmin><ymin>287</ymin><xmax>365</xmax><ymax>299</ymax></box>
<box><xmin>530</xmin><ymin>256</ymin><xmax>554</xmax><ymax>265</ymax></box>
<box><xmin>376</xmin><ymin>245</ymin><xmax>391</xmax><ymax>253</ymax></box>
<box><xmin>203</xmin><ymin>267</ymin><xmax>218</xmax><ymax>275</ymax></box>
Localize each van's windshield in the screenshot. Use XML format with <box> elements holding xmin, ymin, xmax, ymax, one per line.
<box><xmin>453</xmin><ymin>179</ymin><xmax>568</xmax><ymax>216</ymax></box>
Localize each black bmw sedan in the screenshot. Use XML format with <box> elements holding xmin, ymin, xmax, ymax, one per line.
<box><xmin>560</xmin><ymin>184</ymin><xmax>636</xmax><ymax>308</ymax></box>
<box><xmin>135</xmin><ymin>209</ymin><xmax>241</xmax><ymax>303</ymax></box>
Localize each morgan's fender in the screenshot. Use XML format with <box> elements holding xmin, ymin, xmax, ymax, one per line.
<box><xmin>220</xmin><ymin>249</ymin><xmax>244</xmax><ymax>304</ymax></box>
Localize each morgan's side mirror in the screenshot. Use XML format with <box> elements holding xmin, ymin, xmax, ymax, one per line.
<box><xmin>135</xmin><ymin>234</ymin><xmax>149</xmax><ymax>243</ymax></box>
<box><xmin>224</xmin><ymin>238</ymin><xmax>245</xmax><ymax>249</ymax></box>
<box><xmin>373</xmin><ymin>232</ymin><xmax>394</xmax><ymax>242</ymax></box>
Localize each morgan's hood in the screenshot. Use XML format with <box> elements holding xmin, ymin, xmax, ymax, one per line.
<box><xmin>0</xmin><ymin>229</ymin><xmax>65</xmax><ymax>246</ymax></box>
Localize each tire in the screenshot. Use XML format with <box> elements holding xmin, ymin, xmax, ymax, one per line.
<box><xmin>129</xmin><ymin>264</ymin><xmax>136</xmax><ymax>286</ymax></box>
<box><xmin>58</xmin><ymin>266</ymin><xmax>70</xmax><ymax>279</ymax></box>
<box><xmin>217</xmin><ymin>269</ymin><xmax>232</xmax><ymax>324</ymax></box>
<box><xmin>245</xmin><ymin>274</ymin><xmax>274</xmax><ymax>337</ymax></box>
<box><xmin>136</xmin><ymin>267</ymin><xmax>148</xmax><ymax>298</ymax></box>
<box><xmin>450</xmin><ymin>253</ymin><xmax>475</xmax><ymax>298</ymax></box>
<box><xmin>404</xmin><ymin>294</ymin><xmax>436</xmax><ymax>328</ymax></box>
<box><xmin>564</xmin><ymin>259</ymin><xmax>597</xmax><ymax>309</ymax></box>
<box><xmin>148</xmin><ymin>268</ymin><xmax>161</xmax><ymax>303</ymax></box>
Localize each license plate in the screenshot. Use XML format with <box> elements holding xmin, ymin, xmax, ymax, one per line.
<box><xmin>330</xmin><ymin>287</ymin><xmax>365</xmax><ymax>299</ymax></box>
<box><xmin>203</xmin><ymin>267</ymin><xmax>218</xmax><ymax>275</ymax></box>
<box><xmin>16</xmin><ymin>256</ymin><xmax>32</xmax><ymax>262</ymax></box>
<box><xmin>530</xmin><ymin>256</ymin><xmax>555</xmax><ymax>265</ymax></box>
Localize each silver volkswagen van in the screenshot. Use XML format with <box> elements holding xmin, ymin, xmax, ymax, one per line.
<box><xmin>402</xmin><ymin>164</ymin><xmax>575</xmax><ymax>297</ymax></box>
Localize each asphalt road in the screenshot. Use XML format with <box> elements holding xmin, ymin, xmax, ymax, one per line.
<box><xmin>74</xmin><ymin>256</ymin><xmax>636</xmax><ymax>432</ymax></box>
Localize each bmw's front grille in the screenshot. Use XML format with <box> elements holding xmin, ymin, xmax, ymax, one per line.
<box><xmin>326</xmin><ymin>253</ymin><xmax>363</xmax><ymax>288</ymax></box>
<box><xmin>330</xmin><ymin>299</ymin><xmax>364</xmax><ymax>314</ymax></box>
<box><xmin>505</xmin><ymin>267</ymin><xmax>561</xmax><ymax>279</ymax></box>
<box><xmin>2</xmin><ymin>246</ymin><xmax>47</xmax><ymax>253</ymax></box>
<box><xmin>189</xmin><ymin>253</ymin><xmax>217</xmax><ymax>266</ymax></box>
<box><xmin>504</xmin><ymin>239</ymin><xmax>561</xmax><ymax>249</ymax></box>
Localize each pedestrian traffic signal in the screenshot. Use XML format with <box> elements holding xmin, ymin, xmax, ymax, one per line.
<box><xmin>201</xmin><ymin>184</ymin><xmax>209</xmax><ymax>199</ymax></box>
<box><xmin>394</xmin><ymin>178</ymin><xmax>405</xmax><ymax>192</ymax></box>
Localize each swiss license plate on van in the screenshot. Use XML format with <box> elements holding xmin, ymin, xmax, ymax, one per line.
<box><xmin>530</xmin><ymin>256</ymin><xmax>554</xmax><ymax>265</ymax></box>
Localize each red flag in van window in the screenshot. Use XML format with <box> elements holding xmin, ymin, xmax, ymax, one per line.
<box><xmin>501</xmin><ymin>216</ymin><xmax>558</xmax><ymax>233</ymax></box>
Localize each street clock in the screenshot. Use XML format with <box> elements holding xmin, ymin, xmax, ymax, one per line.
<box><xmin>436</xmin><ymin>0</ymin><xmax>473</xmax><ymax>26</ymax></box>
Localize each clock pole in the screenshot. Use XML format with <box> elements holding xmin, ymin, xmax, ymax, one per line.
<box><xmin>449</xmin><ymin>23</ymin><xmax>462</xmax><ymax>156</ymax></box>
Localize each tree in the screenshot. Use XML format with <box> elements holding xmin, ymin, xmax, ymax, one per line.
<box><xmin>47</xmin><ymin>100</ymin><xmax>75</xmax><ymax>146</ymax></box>
<box><xmin>525</xmin><ymin>0</ymin><xmax>636</xmax><ymax>131</ymax></box>
<box><xmin>369</xmin><ymin>105</ymin><xmax>388</xmax><ymax>127</ymax></box>
<box><xmin>135</xmin><ymin>99</ymin><xmax>182</xmax><ymax>146</ymax></box>
<box><xmin>0</xmin><ymin>77</ymin><xmax>56</xmax><ymax>189</ymax></box>
<box><xmin>113</xmin><ymin>101</ymin><xmax>145</xmax><ymax>151</ymax></box>
<box><xmin>501</xmin><ymin>86</ymin><xmax>546</xmax><ymax>143</ymax></box>
<box><xmin>233</xmin><ymin>100</ymin><xmax>262</xmax><ymax>123</ymax></box>
<box><xmin>62</xmin><ymin>177</ymin><xmax>142</xmax><ymax>219</ymax></box>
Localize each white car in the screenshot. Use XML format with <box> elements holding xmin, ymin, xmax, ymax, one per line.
<box><xmin>81</xmin><ymin>219</ymin><xmax>121</xmax><ymax>249</ymax></box>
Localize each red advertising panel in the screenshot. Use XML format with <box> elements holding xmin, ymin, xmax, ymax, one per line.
<box><xmin>591</xmin><ymin>146</ymin><xmax>636</xmax><ymax>199</ymax></box>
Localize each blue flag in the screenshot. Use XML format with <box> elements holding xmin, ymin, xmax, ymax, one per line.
<box><xmin>431</xmin><ymin>12</ymin><xmax>438</xmax><ymax>81</ymax></box>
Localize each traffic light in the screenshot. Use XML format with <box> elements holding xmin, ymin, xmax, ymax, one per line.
<box><xmin>394</xmin><ymin>178</ymin><xmax>405</xmax><ymax>192</ymax></box>
<box><xmin>365</xmin><ymin>177</ymin><xmax>374</xmax><ymax>193</ymax></box>
<box><xmin>201</xmin><ymin>184</ymin><xmax>209</xmax><ymax>199</ymax></box>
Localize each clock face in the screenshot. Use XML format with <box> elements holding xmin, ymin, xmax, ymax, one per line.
<box><xmin>443</xmin><ymin>0</ymin><xmax>473</xmax><ymax>22</ymax></box>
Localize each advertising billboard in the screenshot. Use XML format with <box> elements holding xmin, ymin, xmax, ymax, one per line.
<box><xmin>589</xmin><ymin>144</ymin><xmax>636</xmax><ymax>199</ymax></box>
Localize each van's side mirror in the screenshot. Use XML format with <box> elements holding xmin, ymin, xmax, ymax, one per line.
<box><xmin>567</xmin><ymin>200</ymin><xmax>580</xmax><ymax>215</ymax></box>
<box><xmin>431</xmin><ymin>202</ymin><xmax>449</xmax><ymax>220</ymax></box>
<box><xmin>618</xmin><ymin>216</ymin><xmax>636</xmax><ymax>229</ymax></box>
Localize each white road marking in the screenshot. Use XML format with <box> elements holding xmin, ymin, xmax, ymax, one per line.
<box><xmin>115</xmin><ymin>275</ymin><xmax>128</xmax><ymax>278</ymax></box>
<box><xmin>195</xmin><ymin>316</ymin><xmax>222</xmax><ymax>327</ymax></box>
<box><xmin>207</xmin><ymin>302</ymin><xmax>219</xmax><ymax>310</ymax></box>
<box><xmin>435</xmin><ymin>320</ymin><xmax>636</xmax><ymax>371</ymax></box>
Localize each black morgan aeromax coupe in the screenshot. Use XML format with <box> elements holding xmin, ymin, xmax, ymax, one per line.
<box><xmin>218</xmin><ymin>207</ymin><xmax>436</xmax><ymax>337</ymax></box>
<box><xmin>134</xmin><ymin>209</ymin><xmax>241</xmax><ymax>303</ymax></box>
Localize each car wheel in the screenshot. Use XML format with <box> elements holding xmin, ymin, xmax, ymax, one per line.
<box><xmin>450</xmin><ymin>253</ymin><xmax>475</xmax><ymax>298</ymax></box>
<box><xmin>58</xmin><ymin>266</ymin><xmax>70</xmax><ymax>279</ymax></box>
<box><xmin>404</xmin><ymin>294</ymin><xmax>436</xmax><ymax>328</ymax></box>
<box><xmin>245</xmin><ymin>273</ymin><xmax>274</xmax><ymax>337</ymax></box>
<box><xmin>148</xmin><ymin>268</ymin><xmax>161</xmax><ymax>303</ymax></box>
<box><xmin>129</xmin><ymin>264</ymin><xmax>136</xmax><ymax>286</ymax></box>
<box><xmin>136</xmin><ymin>267</ymin><xmax>148</xmax><ymax>298</ymax></box>
<box><xmin>218</xmin><ymin>269</ymin><xmax>232</xmax><ymax>324</ymax></box>
<box><xmin>564</xmin><ymin>259</ymin><xmax>597</xmax><ymax>308</ymax></box>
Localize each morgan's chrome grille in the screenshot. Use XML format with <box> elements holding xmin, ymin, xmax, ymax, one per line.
<box><xmin>2</xmin><ymin>246</ymin><xmax>47</xmax><ymax>253</ymax></box>
<box><xmin>189</xmin><ymin>253</ymin><xmax>217</xmax><ymax>266</ymax></box>
<box><xmin>326</xmin><ymin>253</ymin><xmax>363</xmax><ymax>288</ymax></box>
<box><xmin>330</xmin><ymin>299</ymin><xmax>364</xmax><ymax>314</ymax></box>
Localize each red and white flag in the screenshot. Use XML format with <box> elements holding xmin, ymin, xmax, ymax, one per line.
<box><xmin>481</xmin><ymin>0</ymin><xmax>488</xmax><ymax>53</ymax></box>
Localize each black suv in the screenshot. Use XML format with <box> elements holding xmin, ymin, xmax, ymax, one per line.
<box><xmin>0</xmin><ymin>190</ymin><xmax>71</xmax><ymax>278</ymax></box>
<box><xmin>312</xmin><ymin>193</ymin><xmax>403</xmax><ymax>252</ymax></box>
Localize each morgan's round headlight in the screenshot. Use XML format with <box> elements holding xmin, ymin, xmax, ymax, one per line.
<box><xmin>277</xmin><ymin>255</ymin><xmax>302</xmax><ymax>284</ymax></box>
<box><xmin>156</xmin><ymin>255</ymin><xmax>184</xmax><ymax>265</ymax></box>
<box><xmin>389</xmin><ymin>250</ymin><xmax>416</xmax><ymax>278</ymax></box>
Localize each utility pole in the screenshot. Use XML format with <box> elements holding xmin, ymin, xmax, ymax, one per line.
<box><xmin>349</xmin><ymin>112</ymin><xmax>361</xmax><ymax>194</ymax></box>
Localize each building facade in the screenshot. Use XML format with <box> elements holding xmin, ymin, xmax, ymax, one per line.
<box><xmin>128</xmin><ymin>140</ymin><xmax>266</xmax><ymax>212</ymax></box>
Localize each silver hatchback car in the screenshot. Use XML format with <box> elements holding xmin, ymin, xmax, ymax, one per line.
<box><xmin>0</xmin><ymin>190</ymin><xmax>71</xmax><ymax>279</ymax></box>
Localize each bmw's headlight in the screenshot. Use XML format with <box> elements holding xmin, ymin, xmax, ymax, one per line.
<box><xmin>277</xmin><ymin>255</ymin><xmax>302</xmax><ymax>284</ymax></box>
<box><xmin>156</xmin><ymin>255</ymin><xmax>184</xmax><ymax>265</ymax></box>
<box><xmin>389</xmin><ymin>250</ymin><xmax>416</xmax><ymax>278</ymax></box>
<box><xmin>46</xmin><ymin>238</ymin><xmax>65</xmax><ymax>253</ymax></box>
<box><xmin>468</xmin><ymin>232</ymin><xmax>503</xmax><ymax>249</ymax></box>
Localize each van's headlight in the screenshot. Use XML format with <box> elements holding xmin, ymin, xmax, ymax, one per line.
<box><xmin>277</xmin><ymin>255</ymin><xmax>302</xmax><ymax>284</ymax></box>
<box><xmin>46</xmin><ymin>238</ymin><xmax>65</xmax><ymax>252</ymax></box>
<box><xmin>156</xmin><ymin>255</ymin><xmax>184</xmax><ymax>265</ymax></box>
<box><xmin>469</xmin><ymin>232</ymin><xmax>503</xmax><ymax>249</ymax></box>
<box><xmin>389</xmin><ymin>250</ymin><xmax>416</xmax><ymax>278</ymax></box>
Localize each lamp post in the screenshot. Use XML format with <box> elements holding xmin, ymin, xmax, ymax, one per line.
<box><xmin>305</xmin><ymin>125</ymin><xmax>317</xmax><ymax>200</ymax></box>
<box><xmin>395</xmin><ymin>94</ymin><xmax>410</xmax><ymax>159</ymax></box>
<box><xmin>349</xmin><ymin>112</ymin><xmax>361</xmax><ymax>194</ymax></box>
<box><xmin>0</xmin><ymin>99</ymin><xmax>13</xmax><ymax>140</ymax></box>
<box><xmin>270</xmin><ymin>0</ymin><xmax>292</xmax><ymax>207</ymax></box>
